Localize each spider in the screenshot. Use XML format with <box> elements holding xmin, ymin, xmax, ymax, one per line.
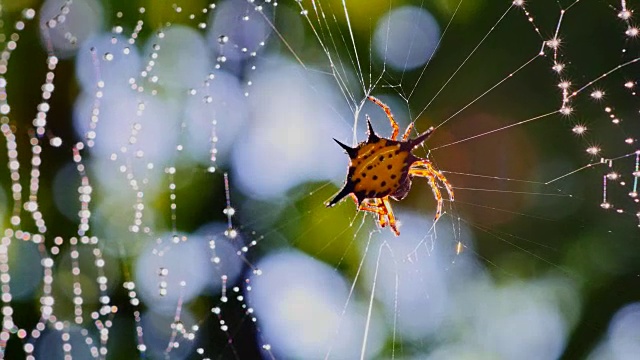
<box><xmin>326</xmin><ymin>95</ymin><xmax>454</xmax><ymax>236</ymax></box>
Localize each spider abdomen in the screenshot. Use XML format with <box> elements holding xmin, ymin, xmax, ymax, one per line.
<box><xmin>350</xmin><ymin>139</ymin><xmax>412</xmax><ymax>200</ymax></box>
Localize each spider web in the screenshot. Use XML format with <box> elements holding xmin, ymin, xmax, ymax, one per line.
<box><xmin>236</xmin><ymin>0</ymin><xmax>640</xmax><ymax>358</ymax></box>
<box><xmin>0</xmin><ymin>0</ymin><xmax>639</xmax><ymax>359</ymax></box>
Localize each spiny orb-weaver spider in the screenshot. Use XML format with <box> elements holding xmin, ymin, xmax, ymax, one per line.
<box><xmin>326</xmin><ymin>96</ymin><xmax>454</xmax><ymax>236</ymax></box>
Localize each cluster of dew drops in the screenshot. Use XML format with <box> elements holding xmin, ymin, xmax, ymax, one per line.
<box><xmin>0</xmin><ymin>0</ymin><xmax>283</xmax><ymax>358</ymax></box>
<box><xmin>513</xmin><ymin>0</ymin><xmax>640</xmax><ymax>226</ymax></box>
<box><xmin>582</xmin><ymin>4</ymin><xmax>640</xmax><ymax>225</ymax></box>
<box><xmin>0</xmin><ymin>3</ymin><xmax>116</xmax><ymax>359</ymax></box>
<box><xmin>106</xmin><ymin>2</ymin><xmax>276</xmax><ymax>358</ymax></box>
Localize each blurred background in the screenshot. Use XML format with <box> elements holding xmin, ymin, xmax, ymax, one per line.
<box><xmin>0</xmin><ymin>0</ymin><xmax>639</xmax><ymax>359</ymax></box>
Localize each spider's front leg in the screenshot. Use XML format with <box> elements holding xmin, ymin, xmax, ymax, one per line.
<box><xmin>425</xmin><ymin>161</ymin><xmax>454</xmax><ymax>202</ymax></box>
<box><xmin>401</xmin><ymin>122</ymin><xmax>414</xmax><ymax>141</ymax></box>
<box><xmin>411</xmin><ymin>160</ymin><xmax>454</xmax><ymax>202</ymax></box>
<box><xmin>410</xmin><ymin>168</ymin><xmax>443</xmax><ymax>221</ymax></box>
<box><xmin>410</xmin><ymin>159</ymin><xmax>455</xmax><ymax>222</ymax></box>
<box><xmin>368</xmin><ymin>95</ymin><xmax>400</xmax><ymax>140</ymax></box>
<box><xmin>368</xmin><ymin>95</ymin><xmax>415</xmax><ymax>142</ymax></box>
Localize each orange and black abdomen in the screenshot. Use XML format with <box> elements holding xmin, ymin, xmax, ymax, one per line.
<box><xmin>326</xmin><ymin>119</ymin><xmax>432</xmax><ymax>207</ymax></box>
<box><xmin>350</xmin><ymin>139</ymin><xmax>413</xmax><ymax>201</ymax></box>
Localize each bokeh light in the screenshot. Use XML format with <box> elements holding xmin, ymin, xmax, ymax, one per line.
<box><xmin>247</xmin><ymin>251</ymin><xmax>386</xmax><ymax>359</ymax></box>
<box><xmin>75</xmin><ymin>33</ymin><xmax>142</xmax><ymax>91</ymax></box>
<box><xmin>466</xmin><ymin>280</ymin><xmax>570</xmax><ymax>360</ymax></box>
<box><xmin>183</xmin><ymin>70</ymin><xmax>248</xmax><ymax>167</ymax></box>
<box><xmin>35</xmin><ymin>326</ymin><xmax>97</xmax><ymax>359</ymax></box>
<box><xmin>589</xmin><ymin>302</ymin><xmax>640</xmax><ymax>360</ymax></box>
<box><xmin>39</xmin><ymin>0</ymin><xmax>103</xmax><ymax>58</ymax></box>
<box><xmin>207</xmin><ymin>0</ymin><xmax>271</xmax><ymax>63</ymax></box>
<box><xmin>144</xmin><ymin>26</ymin><xmax>211</xmax><ymax>91</ymax></box>
<box><xmin>7</xmin><ymin>240</ymin><xmax>42</xmax><ymax>301</ymax></box>
<box><xmin>374</xmin><ymin>6</ymin><xmax>440</xmax><ymax>71</ymax></box>
<box><xmin>364</xmin><ymin>211</ymin><xmax>454</xmax><ymax>340</ymax></box>
<box><xmin>73</xmin><ymin>90</ymin><xmax>181</xmax><ymax>168</ymax></box>
<box><xmin>135</xmin><ymin>233</ymin><xmax>219</xmax><ymax>312</ymax></box>
<box><xmin>231</xmin><ymin>57</ymin><xmax>351</xmax><ymax>198</ymax></box>
<box><xmin>608</xmin><ymin>303</ymin><xmax>640</xmax><ymax>359</ymax></box>
<box><xmin>140</xmin><ymin>309</ymin><xmax>198</xmax><ymax>359</ymax></box>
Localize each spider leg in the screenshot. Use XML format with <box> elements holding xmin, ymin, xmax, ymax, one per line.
<box><xmin>381</xmin><ymin>197</ymin><xmax>400</xmax><ymax>236</ymax></box>
<box><xmin>351</xmin><ymin>194</ymin><xmax>383</xmax><ymax>224</ymax></box>
<box><xmin>359</xmin><ymin>198</ymin><xmax>388</xmax><ymax>228</ymax></box>
<box><xmin>402</xmin><ymin>123</ymin><xmax>414</xmax><ymax>141</ymax></box>
<box><xmin>368</xmin><ymin>95</ymin><xmax>399</xmax><ymax>140</ymax></box>
<box><xmin>410</xmin><ymin>168</ymin><xmax>443</xmax><ymax>221</ymax></box>
<box><xmin>370</xmin><ymin>199</ymin><xmax>390</xmax><ymax>229</ymax></box>
<box><xmin>412</xmin><ymin>160</ymin><xmax>455</xmax><ymax>202</ymax></box>
<box><xmin>358</xmin><ymin>197</ymin><xmax>400</xmax><ymax>235</ymax></box>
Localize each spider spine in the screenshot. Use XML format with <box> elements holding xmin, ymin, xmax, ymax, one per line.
<box><xmin>408</xmin><ymin>127</ymin><xmax>434</xmax><ymax>149</ymax></box>
<box><xmin>332</xmin><ymin>138</ymin><xmax>358</xmax><ymax>158</ymax></box>
<box><xmin>366</xmin><ymin>118</ymin><xmax>379</xmax><ymax>142</ymax></box>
